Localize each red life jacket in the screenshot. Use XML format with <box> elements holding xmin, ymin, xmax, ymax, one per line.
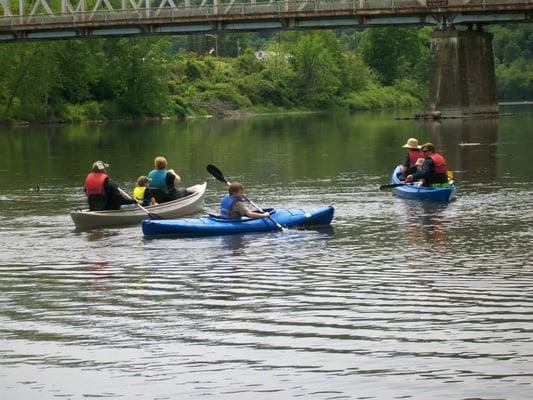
<box><xmin>408</xmin><ymin>149</ymin><xmax>424</xmax><ymax>166</ymax></box>
<box><xmin>429</xmin><ymin>153</ymin><xmax>448</xmax><ymax>174</ymax></box>
<box><xmin>84</xmin><ymin>172</ymin><xmax>108</xmax><ymax>197</ymax></box>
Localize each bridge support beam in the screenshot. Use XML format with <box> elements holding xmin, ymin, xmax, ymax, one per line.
<box><xmin>427</xmin><ymin>29</ymin><xmax>499</xmax><ymax>117</ymax></box>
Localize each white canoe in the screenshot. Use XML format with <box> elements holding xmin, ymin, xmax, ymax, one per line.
<box><xmin>70</xmin><ymin>182</ymin><xmax>207</xmax><ymax>230</ymax></box>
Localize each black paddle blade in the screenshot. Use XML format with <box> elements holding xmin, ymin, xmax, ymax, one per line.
<box><xmin>206</xmin><ymin>164</ymin><xmax>228</xmax><ymax>183</ymax></box>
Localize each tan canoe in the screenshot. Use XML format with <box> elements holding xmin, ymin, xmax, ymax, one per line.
<box><xmin>70</xmin><ymin>182</ymin><xmax>207</xmax><ymax>230</ymax></box>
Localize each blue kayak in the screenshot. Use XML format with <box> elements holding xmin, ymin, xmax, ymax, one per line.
<box><xmin>391</xmin><ymin>165</ymin><xmax>456</xmax><ymax>202</ymax></box>
<box><xmin>142</xmin><ymin>206</ymin><xmax>334</xmax><ymax>237</ymax></box>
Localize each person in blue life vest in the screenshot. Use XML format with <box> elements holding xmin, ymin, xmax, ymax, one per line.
<box><xmin>400</xmin><ymin>137</ymin><xmax>424</xmax><ymax>177</ymax></box>
<box><xmin>147</xmin><ymin>156</ymin><xmax>189</xmax><ymax>203</ymax></box>
<box><xmin>405</xmin><ymin>143</ymin><xmax>449</xmax><ymax>186</ymax></box>
<box><xmin>220</xmin><ymin>181</ymin><xmax>270</xmax><ymax>220</ymax></box>
<box><xmin>84</xmin><ymin>161</ymin><xmax>137</xmax><ymax>211</ymax></box>
<box><xmin>132</xmin><ymin>176</ymin><xmax>157</xmax><ymax>207</ymax></box>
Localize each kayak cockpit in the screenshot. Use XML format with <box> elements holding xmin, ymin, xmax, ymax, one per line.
<box><xmin>207</xmin><ymin>208</ymin><xmax>276</xmax><ymax>222</ymax></box>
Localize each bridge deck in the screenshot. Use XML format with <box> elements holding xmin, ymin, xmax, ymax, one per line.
<box><xmin>1</xmin><ymin>0</ymin><xmax>532</xmax><ymax>42</ymax></box>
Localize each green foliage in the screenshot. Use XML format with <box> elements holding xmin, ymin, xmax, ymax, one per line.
<box><xmin>101</xmin><ymin>38</ymin><xmax>170</xmax><ymax>117</ymax></box>
<box><xmin>0</xmin><ymin>43</ymin><xmax>58</xmax><ymax>121</ymax></box>
<box><xmin>490</xmin><ymin>24</ymin><xmax>533</xmax><ymax>100</ymax></box>
<box><xmin>194</xmin><ymin>82</ymin><xmax>252</xmax><ymax>110</ymax></box>
<box><xmin>58</xmin><ymin>101</ymin><xmax>104</xmax><ymax>123</ymax></box>
<box><xmin>50</xmin><ymin>40</ymin><xmax>104</xmax><ymax>104</ymax></box>
<box><xmin>236</xmin><ymin>48</ymin><xmax>263</xmax><ymax>74</ymax></box>
<box><xmin>495</xmin><ymin>60</ymin><xmax>533</xmax><ymax>100</ymax></box>
<box><xmin>359</xmin><ymin>27</ymin><xmax>429</xmax><ymax>86</ymax></box>
<box><xmin>339</xmin><ymin>54</ymin><xmax>374</xmax><ymax>93</ymax></box>
<box><xmin>261</xmin><ymin>45</ymin><xmax>297</xmax><ymax>106</ymax></box>
<box><xmin>286</xmin><ymin>31</ymin><xmax>342</xmax><ymax>107</ymax></box>
<box><xmin>344</xmin><ymin>83</ymin><xmax>422</xmax><ymax>110</ymax></box>
<box><xmin>0</xmin><ymin>29</ymin><xmax>435</xmax><ymax>123</ymax></box>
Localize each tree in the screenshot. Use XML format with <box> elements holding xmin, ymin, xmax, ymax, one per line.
<box><xmin>0</xmin><ymin>43</ymin><xmax>57</xmax><ymax>121</ymax></box>
<box><xmin>359</xmin><ymin>27</ymin><xmax>428</xmax><ymax>86</ymax></box>
<box><xmin>287</xmin><ymin>32</ymin><xmax>341</xmax><ymax>107</ymax></box>
<box><xmin>101</xmin><ymin>38</ymin><xmax>170</xmax><ymax>117</ymax></box>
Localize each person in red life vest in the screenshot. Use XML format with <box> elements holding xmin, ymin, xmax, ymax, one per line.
<box><xmin>405</xmin><ymin>143</ymin><xmax>449</xmax><ymax>186</ymax></box>
<box><xmin>220</xmin><ymin>181</ymin><xmax>270</xmax><ymax>220</ymax></box>
<box><xmin>84</xmin><ymin>161</ymin><xmax>137</xmax><ymax>211</ymax></box>
<box><xmin>399</xmin><ymin>137</ymin><xmax>424</xmax><ymax>178</ymax></box>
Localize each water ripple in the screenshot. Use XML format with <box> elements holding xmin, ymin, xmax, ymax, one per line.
<box><xmin>1</xmin><ymin>178</ymin><xmax>533</xmax><ymax>400</ymax></box>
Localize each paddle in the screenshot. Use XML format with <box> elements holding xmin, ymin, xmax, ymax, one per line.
<box><xmin>379</xmin><ymin>183</ymin><xmax>411</xmax><ymax>190</ymax></box>
<box><xmin>206</xmin><ymin>164</ymin><xmax>284</xmax><ymax>231</ymax></box>
<box><xmin>117</xmin><ymin>186</ymin><xmax>161</xmax><ymax>219</ymax></box>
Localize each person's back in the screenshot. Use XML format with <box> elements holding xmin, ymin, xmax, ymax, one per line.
<box><xmin>85</xmin><ymin>160</ymin><xmax>136</xmax><ymax>211</ymax></box>
<box><xmin>85</xmin><ymin>161</ymin><xmax>110</xmax><ymax>211</ymax></box>
<box><xmin>133</xmin><ymin>175</ymin><xmax>156</xmax><ymax>207</ymax></box>
<box><xmin>220</xmin><ymin>193</ymin><xmax>246</xmax><ymax>220</ymax></box>
<box><xmin>148</xmin><ymin>156</ymin><xmax>188</xmax><ymax>203</ymax></box>
<box><xmin>400</xmin><ymin>138</ymin><xmax>424</xmax><ymax>176</ymax></box>
<box><xmin>425</xmin><ymin>151</ymin><xmax>448</xmax><ymax>185</ymax></box>
<box><xmin>220</xmin><ymin>181</ymin><xmax>269</xmax><ymax>220</ymax></box>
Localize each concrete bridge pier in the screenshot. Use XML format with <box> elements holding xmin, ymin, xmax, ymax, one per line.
<box><xmin>427</xmin><ymin>29</ymin><xmax>499</xmax><ymax>117</ymax></box>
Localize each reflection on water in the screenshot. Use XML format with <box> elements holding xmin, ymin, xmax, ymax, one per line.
<box><xmin>0</xmin><ymin>106</ymin><xmax>532</xmax><ymax>399</ymax></box>
<box><xmin>395</xmin><ymin>200</ymin><xmax>451</xmax><ymax>252</ymax></box>
<box><xmin>423</xmin><ymin>117</ymin><xmax>499</xmax><ymax>182</ymax></box>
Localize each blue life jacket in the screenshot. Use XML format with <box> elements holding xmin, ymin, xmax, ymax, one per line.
<box><xmin>220</xmin><ymin>195</ymin><xmax>242</xmax><ymax>219</ymax></box>
<box><xmin>148</xmin><ymin>169</ymin><xmax>167</xmax><ymax>193</ymax></box>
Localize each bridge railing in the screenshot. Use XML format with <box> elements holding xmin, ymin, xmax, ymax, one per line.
<box><xmin>0</xmin><ymin>0</ymin><xmax>530</xmax><ymax>28</ymax></box>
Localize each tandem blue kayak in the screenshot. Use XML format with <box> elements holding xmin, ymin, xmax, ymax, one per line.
<box><xmin>142</xmin><ymin>206</ymin><xmax>334</xmax><ymax>237</ymax></box>
<box><xmin>390</xmin><ymin>165</ymin><xmax>456</xmax><ymax>202</ymax></box>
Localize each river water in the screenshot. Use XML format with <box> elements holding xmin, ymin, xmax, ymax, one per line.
<box><xmin>1</xmin><ymin>106</ymin><xmax>532</xmax><ymax>399</ymax></box>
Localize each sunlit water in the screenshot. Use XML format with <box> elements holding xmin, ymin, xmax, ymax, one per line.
<box><xmin>1</xmin><ymin>107</ymin><xmax>532</xmax><ymax>399</ymax></box>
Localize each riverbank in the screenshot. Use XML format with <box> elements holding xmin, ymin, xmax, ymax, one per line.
<box><xmin>0</xmin><ymin>98</ymin><xmax>421</xmax><ymax>127</ymax></box>
<box><xmin>0</xmin><ymin>32</ymin><xmax>426</xmax><ymax>126</ymax></box>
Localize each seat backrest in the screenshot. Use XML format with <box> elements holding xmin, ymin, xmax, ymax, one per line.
<box><xmin>149</xmin><ymin>188</ymin><xmax>168</xmax><ymax>204</ymax></box>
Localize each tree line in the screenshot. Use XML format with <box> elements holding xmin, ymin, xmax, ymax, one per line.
<box><xmin>0</xmin><ymin>25</ymin><xmax>531</xmax><ymax>124</ymax></box>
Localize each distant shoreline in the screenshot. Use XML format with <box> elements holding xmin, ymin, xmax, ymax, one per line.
<box><xmin>2</xmin><ymin>102</ymin><xmax>531</xmax><ymax>128</ymax></box>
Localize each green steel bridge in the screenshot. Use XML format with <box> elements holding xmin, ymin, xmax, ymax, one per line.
<box><xmin>0</xmin><ymin>0</ymin><xmax>532</xmax><ymax>42</ymax></box>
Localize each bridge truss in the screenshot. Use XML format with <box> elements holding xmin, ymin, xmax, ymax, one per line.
<box><xmin>0</xmin><ymin>0</ymin><xmax>532</xmax><ymax>42</ymax></box>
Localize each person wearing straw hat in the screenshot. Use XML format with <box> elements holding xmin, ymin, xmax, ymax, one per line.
<box><xmin>84</xmin><ymin>161</ymin><xmax>137</xmax><ymax>211</ymax></box>
<box><xmin>400</xmin><ymin>138</ymin><xmax>424</xmax><ymax>177</ymax></box>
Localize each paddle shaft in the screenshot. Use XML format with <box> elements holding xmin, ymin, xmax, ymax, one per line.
<box><xmin>379</xmin><ymin>183</ymin><xmax>411</xmax><ymax>190</ymax></box>
<box><xmin>117</xmin><ymin>186</ymin><xmax>160</xmax><ymax>219</ymax></box>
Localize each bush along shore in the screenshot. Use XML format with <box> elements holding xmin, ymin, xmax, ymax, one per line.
<box><xmin>0</xmin><ymin>26</ymin><xmax>530</xmax><ymax>125</ymax></box>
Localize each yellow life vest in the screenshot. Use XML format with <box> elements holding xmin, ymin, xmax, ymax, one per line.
<box><xmin>133</xmin><ymin>186</ymin><xmax>146</xmax><ymax>203</ymax></box>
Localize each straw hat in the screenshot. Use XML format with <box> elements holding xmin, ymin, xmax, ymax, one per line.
<box><xmin>402</xmin><ymin>138</ymin><xmax>420</xmax><ymax>149</ymax></box>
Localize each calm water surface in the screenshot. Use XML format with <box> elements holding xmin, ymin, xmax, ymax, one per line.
<box><xmin>1</xmin><ymin>106</ymin><xmax>532</xmax><ymax>399</ymax></box>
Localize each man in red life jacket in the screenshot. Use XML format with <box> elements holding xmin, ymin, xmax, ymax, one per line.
<box><xmin>405</xmin><ymin>143</ymin><xmax>449</xmax><ymax>186</ymax></box>
<box><xmin>84</xmin><ymin>161</ymin><xmax>137</xmax><ymax>211</ymax></box>
<box><xmin>400</xmin><ymin>138</ymin><xmax>424</xmax><ymax>177</ymax></box>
